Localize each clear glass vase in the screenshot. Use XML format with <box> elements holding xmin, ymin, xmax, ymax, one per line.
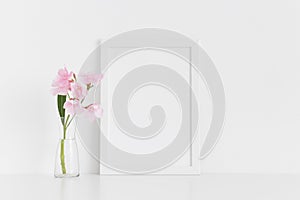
<box><xmin>54</xmin><ymin>117</ymin><xmax>80</xmax><ymax>178</ymax></box>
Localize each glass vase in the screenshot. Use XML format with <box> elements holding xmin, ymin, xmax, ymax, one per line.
<box><xmin>54</xmin><ymin>117</ymin><xmax>80</xmax><ymax>178</ymax></box>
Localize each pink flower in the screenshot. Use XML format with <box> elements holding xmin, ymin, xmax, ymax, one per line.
<box><xmin>78</xmin><ymin>73</ymin><xmax>103</xmax><ymax>85</ymax></box>
<box><xmin>84</xmin><ymin>104</ymin><xmax>103</xmax><ymax>121</ymax></box>
<box><xmin>63</xmin><ymin>100</ymin><xmax>83</xmax><ymax>115</ymax></box>
<box><xmin>71</xmin><ymin>82</ymin><xmax>87</xmax><ymax>100</ymax></box>
<box><xmin>51</xmin><ymin>67</ymin><xmax>73</xmax><ymax>95</ymax></box>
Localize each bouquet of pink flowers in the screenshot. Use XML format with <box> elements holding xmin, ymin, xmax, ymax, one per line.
<box><xmin>51</xmin><ymin>67</ymin><xmax>103</xmax><ymax>128</ymax></box>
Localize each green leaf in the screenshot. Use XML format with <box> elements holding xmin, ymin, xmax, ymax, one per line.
<box><xmin>57</xmin><ymin>95</ymin><xmax>67</xmax><ymax>125</ymax></box>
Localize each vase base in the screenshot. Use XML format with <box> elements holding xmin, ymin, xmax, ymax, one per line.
<box><xmin>54</xmin><ymin>173</ymin><xmax>80</xmax><ymax>178</ymax></box>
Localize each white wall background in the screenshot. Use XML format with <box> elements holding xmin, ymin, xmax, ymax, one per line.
<box><xmin>0</xmin><ymin>0</ymin><xmax>299</xmax><ymax>174</ymax></box>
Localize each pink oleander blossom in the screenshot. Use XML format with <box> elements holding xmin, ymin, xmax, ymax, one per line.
<box><xmin>51</xmin><ymin>67</ymin><xmax>73</xmax><ymax>95</ymax></box>
<box><xmin>52</xmin><ymin>67</ymin><xmax>104</xmax><ymax>120</ymax></box>
<box><xmin>71</xmin><ymin>82</ymin><xmax>87</xmax><ymax>100</ymax></box>
<box><xmin>84</xmin><ymin>104</ymin><xmax>103</xmax><ymax>121</ymax></box>
<box><xmin>63</xmin><ymin>100</ymin><xmax>83</xmax><ymax>115</ymax></box>
<box><xmin>78</xmin><ymin>73</ymin><xmax>103</xmax><ymax>85</ymax></box>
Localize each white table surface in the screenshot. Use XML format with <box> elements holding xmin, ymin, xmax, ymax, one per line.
<box><xmin>0</xmin><ymin>174</ymin><xmax>299</xmax><ymax>200</ymax></box>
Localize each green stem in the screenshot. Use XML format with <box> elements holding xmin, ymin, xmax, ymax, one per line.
<box><xmin>64</xmin><ymin>115</ymin><xmax>70</xmax><ymax>134</ymax></box>
<box><xmin>60</xmin><ymin>119</ymin><xmax>67</xmax><ymax>175</ymax></box>
<box><xmin>66</xmin><ymin>115</ymin><xmax>75</xmax><ymax>128</ymax></box>
<box><xmin>60</xmin><ymin>139</ymin><xmax>66</xmax><ymax>174</ymax></box>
